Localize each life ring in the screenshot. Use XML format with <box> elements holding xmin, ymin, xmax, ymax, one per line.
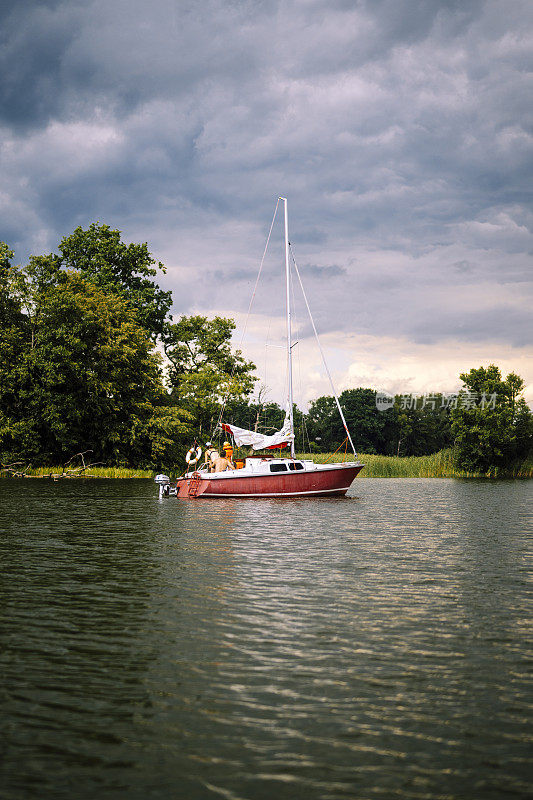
<box><xmin>185</xmin><ymin>446</ymin><xmax>202</xmax><ymax>465</ymax></box>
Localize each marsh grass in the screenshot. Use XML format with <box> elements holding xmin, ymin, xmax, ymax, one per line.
<box><xmin>3</xmin><ymin>450</ymin><xmax>531</xmax><ymax>479</ymax></box>
<box><xmin>296</xmin><ymin>449</ymin><xmax>533</xmax><ymax>478</ymax></box>
<box><xmin>8</xmin><ymin>466</ymin><xmax>155</xmax><ymax>479</ymax></box>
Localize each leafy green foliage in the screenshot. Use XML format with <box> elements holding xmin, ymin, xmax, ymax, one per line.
<box><xmin>163</xmin><ymin>315</ymin><xmax>256</xmax><ymax>436</ymax></box>
<box><xmin>305</xmin><ymin>389</ymin><xmax>452</xmax><ymax>456</ymax></box>
<box><xmin>0</xmin><ymin>235</ymin><xmax>189</xmax><ymax>468</ymax></box>
<box><xmin>307</xmin><ymin>390</ymin><xmax>389</xmax><ymax>453</ymax></box>
<box><xmin>341</xmin><ymin>389</ymin><xmax>396</xmax><ymax>454</ymax></box>
<box><xmin>57</xmin><ymin>223</ymin><xmax>172</xmax><ymax>338</ymax></box>
<box><xmin>451</xmin><ymin>365</ymin><xmax>532</xmax><ymax>473</ymax></box>
<box><xmin>392</xmin><ymin>396</ymin><xmax>453</xmax><ymax>457</ymax></box>
<box><xmin>0</xmin><ymin>244</ymin><xmax>39</xmax><ymax>460</ymax></box>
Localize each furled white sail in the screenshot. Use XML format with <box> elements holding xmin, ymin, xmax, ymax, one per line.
<box><xmin>221</xmin><ymin>415</ymin><xmax>295</xmax><ymax>450</ymax></box>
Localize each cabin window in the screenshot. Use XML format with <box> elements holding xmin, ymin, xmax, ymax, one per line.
<box><xmin>289</xmin><ymin>462</ymin><xmax>304</xmax><ymax>470</ymax></box>
<box><xmin>270</xmin><ymin>464</ymin><xmax>288</xmax><ymax>473</ymax></box>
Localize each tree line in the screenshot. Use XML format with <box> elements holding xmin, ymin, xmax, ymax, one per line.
<box><xmin>227</xmin><ymin>375</ymin><xmax>532</xmax><ymax>474</ymax></box>
<box><xmin>1</xmin><ymin>225</ymin><xmax>531</xmax><ymax>474</ymax></box>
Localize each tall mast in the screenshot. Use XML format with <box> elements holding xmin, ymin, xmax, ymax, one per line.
<box><xmin>281</xmin><ymin>196</ymin><xmax>295</xmax><ymax>458</ymax></box>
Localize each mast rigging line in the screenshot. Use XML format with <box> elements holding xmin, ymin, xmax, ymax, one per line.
<box><xmin>213</xmin><ymin>198</ymin><xmax>281</xmax><ymax>437</ymax></box>
<box><xmin>289</xmin><ymin>244</ymin><xmax>358</xmax><ymax>458</ymax></box>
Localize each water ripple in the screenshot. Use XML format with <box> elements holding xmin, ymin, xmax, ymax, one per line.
<box><xmin>0</xmin><ymin>478</ymin><xmax>531</xmax><ymax>799</ymax></box>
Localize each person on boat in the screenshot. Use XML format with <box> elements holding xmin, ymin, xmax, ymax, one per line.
<box><xmin>213</xmin><ymin>453</ymin><xmax>234</xmax><ymax>472</ymax></box>
<box><xmin>222</xmin><ymin>440</ymin><xmax>234</xmax><ymax>462</ymax></box>
<box><xmin>204</xmin><ymin>442</ymin><xmax>219</xmax><ymax>471</ymax></box>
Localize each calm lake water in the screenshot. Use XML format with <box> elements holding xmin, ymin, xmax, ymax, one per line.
<box><xmin>1</xmin><ymin>478</ymin><xmax>531</xmax><ymax>800</ymax></box>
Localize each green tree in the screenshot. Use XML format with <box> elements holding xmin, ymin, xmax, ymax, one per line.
<box><xmin>0</xmin><ymin>242</ymin><xmax>190</xmax><ymax>468</ymax></box>
<box><xmin>393</xmin><ymin>406</ymin><xmax>413</xmax><ymax>457</ymax></box>
<box><xmin>451</xmin><ymin>365</ymin><xmax>532</xmax><ymax>473</ymax></box>
<box><xmin>306</xmin><ymin>394</ymin><xmax>342</xmax><ymax>451</ymax></box>
<box><xmin>339</xmin><ymin>388</ymin><xmax>389</xmax><ymax>454</ymax></box>
<box><xmin>307</xmin><ymin>389</ymin><xmax>390</xmax><ymax>454</ymax></box>
<box><xmin>391</xmin><ymin>395</ymin><xmax>452</xmax><ymax>457</ymax></box>
<box><xmin>0</xmin><ymin>244</ymin><xmax>40</xmax><ymax>460</ymax></box>
<box><xmin>48</xmin><ymin>223</ymin><xmax>172</xmax><ymax>339</ymax></box>
<box><xmin>163</xmin><ymin>315</ymin><xmax>256</xmax><ymax>437</ymax></box>
<box><xmin>306</xmin><ymin>388</ymin><xmax>453</xmax><ymax>456</ymax></box>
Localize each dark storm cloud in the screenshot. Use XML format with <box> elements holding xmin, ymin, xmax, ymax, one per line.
<box><xmin>0</xmin><ymin>1</ymin><xmax>84</xmax><ymax>130</ymax></box>
<box><xmin>0</xmin><ymin>0</ymin><xmax>532</xmax><ymax>355</ymax></box>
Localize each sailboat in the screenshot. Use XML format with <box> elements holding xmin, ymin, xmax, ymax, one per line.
<box><xmin>157</xmin><ymin>198</ymin><xmax>364</xmax><ymax>499</ymax></box>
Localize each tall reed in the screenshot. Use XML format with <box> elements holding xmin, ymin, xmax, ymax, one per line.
<box><xmin>295</xmin><ymin>449</ymin><xmax>533</xmax><ymax>478</ymax></box>
<box><xmin>3</xmin><ymin>451</ymin><xmax>531</xmax><ymax>479</ymax></box>
<box><xmin>3</xmin><ymin>466</ymin><xmax>155</xmax><ymax>479</ymax></box>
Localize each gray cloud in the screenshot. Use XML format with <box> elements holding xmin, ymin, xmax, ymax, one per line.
<box><xmin>0</xmin><ymin>0</ymin><xmax>532</xmax><ymax>359</ymax></box>
<box><xmin>298</xmin><ymin>263</ymin><xmax>347</xmax><ymax>278</ymax></box>
<box><xmin>408</xmin><ymin>305</ymin><xmax>533</xmax><ymax>348</ymax></box>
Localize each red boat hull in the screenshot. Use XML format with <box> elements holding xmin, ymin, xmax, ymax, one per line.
<box><xmin>176</xmin><ymin>463</ymin><xmax>363</xmax><ymax>499</ymax></box>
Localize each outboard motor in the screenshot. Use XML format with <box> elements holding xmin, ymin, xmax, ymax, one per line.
<box><xmin>155</xmin><ymin>474</ymin><xmax>171</xmax><ymax>498</ymax></box>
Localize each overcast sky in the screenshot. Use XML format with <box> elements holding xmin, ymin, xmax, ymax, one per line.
<box><xmin>1</xmin><ymin>0</ymin><xmax>532</xmax><ymax>407</ymax></box>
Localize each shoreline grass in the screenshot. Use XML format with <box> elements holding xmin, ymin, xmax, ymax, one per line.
<box><xmin>296</xmin><ymin>449</ymin><xmax>533</xmax><ymax>478</ymax></box>
<box><xmin>2</xmin><ymin>450</ymin><xmax>531</xmax><ymax>479</ymax></box>
<box><xmin>2</xmin><ymin>466</ymin><xmax>155</xmax><ymax>479</ymax></box>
